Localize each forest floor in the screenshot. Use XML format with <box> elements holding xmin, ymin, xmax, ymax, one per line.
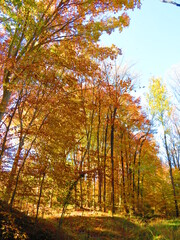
<box><xmin>53</xmin><ymin>211</ymin><xmax>180</xmax><ymax>240</ymax></box>
<box><xmin>0</xmin><ymin>202</ymin><xmax>180</xmax><ymax>240</ymax></box>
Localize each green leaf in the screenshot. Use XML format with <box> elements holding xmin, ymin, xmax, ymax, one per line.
<box><xmin>13</xmin><ymin>0</ymin><xmax>22</xmax><ymax>8</ymax></box>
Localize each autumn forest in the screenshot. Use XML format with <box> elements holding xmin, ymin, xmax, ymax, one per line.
<box><xmin>0</xmin><ymin>1</ymin><xmax>179</xmax><ymax>239</ymax></box>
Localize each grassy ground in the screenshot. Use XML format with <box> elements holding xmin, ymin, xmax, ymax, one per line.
<box><xmin>0</xmin><ymin>202</ymin><xmax>180</xmax><ymax>239</ymax></box>
<box><xmin>58</xmin><ymin>214</ymin><xmax>180</xmax><ymax>240</ymax></box>
<box><xmin>59</xmin><ymin>215</ymin><xmax>149</xmax><ymax>239</ymax></box>
<box><xmin>147</xmin><ymin>219</ymin><xmax>180</xmax><ymax>240</ymax></box>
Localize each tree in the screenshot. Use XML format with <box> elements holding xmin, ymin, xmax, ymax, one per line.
<box><xmin>0</xmin><ymin>59</ymin><xmax>166</xmax><ymax>221</ymax></box>
<box><xmin>0</xmin><ymin>0</ymin><xmax>141</xmax><ymax>121</ymax></box>
<box><xmin>148</xmin><ymin>77</ymin><xmax>179</xmax><ymax>217</ymax></box>
<box><xmin>169</xmin><ymin>69</ymin><xmax>180</xmax><ymax>112</ymax></box>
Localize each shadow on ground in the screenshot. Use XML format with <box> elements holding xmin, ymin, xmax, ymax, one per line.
<box><xmin>1</xmin><ymin>200</ymin><xmax>180</xmax><ymax>240</ymax></box>
<box><xmin>59</xmin><ymin>215</ymin><xmax>151</xmax><ymax>240</ymax></box>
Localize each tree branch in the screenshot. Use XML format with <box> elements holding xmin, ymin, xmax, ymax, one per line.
<box><xmin>161</xmin><ymin>0</ymin><xmax>180</xmax><ymax>7</ymax></box>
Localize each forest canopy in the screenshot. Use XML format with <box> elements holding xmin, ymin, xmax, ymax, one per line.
<box><xmin>0</xmin><ymin>1</ymin><xmax>179</xmax><ymax>239</ymax></box>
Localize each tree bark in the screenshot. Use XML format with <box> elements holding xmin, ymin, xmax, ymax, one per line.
<box><xmin>97</xmin><ymin>95</ymin><xmax>102</xmax><ymax>211</ymax></box>
<box><xmin>120</xmin><ymin>133</ymin><xmax>128</xmax><ymax>213</ymax></box>
<box><xmin>132</xmin><ymin>145</ymin><xmax>138</xmax><ymax>212</ymax></box>
<box><xmin>103</xmin><ymin>112</ymin><xmax>109</xmax><ymax>212</ymax></box>
<box><xmin>80</xmin><ymin>161</ymin><xmax>83</xmax><ymax>209</ymax></box>
<box><xmin>137</xmin><ymin>138</ymin><xmax>146</xmax><ymax>211</ymax></box>
<box><xmin>110</xmin><ymin>107</ymin><xmax>117</xmax><ymax>215</ymax></box>
<box><xmin>93</xmin><ymin>172</ymin><xmax>96</xmax><ymax>211</ymax></box>
<box><xmin>0</xmin><ymin>86</ymin><xmax>12</xmax><ymax>122</ymax></box>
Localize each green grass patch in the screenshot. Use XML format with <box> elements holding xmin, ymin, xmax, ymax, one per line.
<box><xmin>147</xmin><ymin>219</ymin><xmax>180</xmax><ymax>240</ymax></box>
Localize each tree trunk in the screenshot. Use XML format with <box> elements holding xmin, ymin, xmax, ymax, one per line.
<box><xmin>74</xmin><ymin>184</ymin><xmax>77</xmax><ymax>210</ymax></box>
<box><xmin>120</xmin><ymin>134</ymin><xmax>128</xmax><ymax>213</ymax></box>
<box><xmin>111</xmin><ymin>107</ymin><xmax>117</xmax><ymax>215</ymax></box>
<box><xmin>80</xmin><ymin>175</ymin><xmax>83</xmax><ymax>209</ymax></box>
<box><xmin>97</xmin><ymin>98</ymin><xmax>102</xmax><ymax>211</ymax></box>
<box><xmin>49</xmin><ymin>187</ymin><xmax>53</xmax><ymax>208</ymax></box>
<box><xmin>86</xmin><ymin>109</ymin><xmax>95</xmax><ymax>208</ymax></box>
<box><xmin>9</xmin><ymin>114</ymin><xmax>47</xmax><ymax>210</ymax></box>
<box><xmin>35</xmin><ymin>172</ymin><xmax>45</xmax><ymax>222</ymax></box>
<box><xmin>137</xmin><ymin>138</ymin><xmax>145</xmax><ymax>211</ymax></box>
<box><xmin>59</xmin><ymin>174</ymin><xmax>83</xmax><ymax>228</ymax></box>
<box><xmin>164</xmin><ymin>133</ymin><xmax>179</xmax><ymax>217</ymax></box>
<box><xmin>141</xmin><ymin>175</ymin><xmax>144</xmax><ymax>213</ymax></box>
<box><xmin>103</xmin><ymin>112</ymin><xmax>109</xmax><ymax>212</ymax></box>
<box><xmin>132</xmin><ymin>146</ymin><xmax>138</xmax><ymax>212</ymax></box>
<box><xmin>93</xmin><ymin>173</ymin><xmax>96</xmax><ymax>211</ymax></box>
<box><xmin>0</xmin><ymin>86</ymin><xmax>12</xmax><ymax>122</ymax></box>
<box><xmin>137</xmin><ymin>158</ymin><xmax>141</xmax><ymax>213</ymax></box>
<box><xmin>5</xmin><ymin>143</ymin><xmax>23</xmax><ymax>202</ymax></box>
<box><xmin>87</xmin><ymin>149</ymin><xmax>91</xmax><ymax>208</ymax></box>
<box><xmin>0</xmin><ymin>93</ymin><xmax>21</xmax><ymax>163</ymax></box>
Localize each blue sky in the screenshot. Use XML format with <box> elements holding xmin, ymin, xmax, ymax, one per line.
<box><xmin>100</xmin><ymin>0</ymin><xmax>180</xmax><ymax>156</ymax></box>
<box><xmin>100</xmin><ymin>0</ymin><xmax>180</xmax><ymax>91</ymax></box>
